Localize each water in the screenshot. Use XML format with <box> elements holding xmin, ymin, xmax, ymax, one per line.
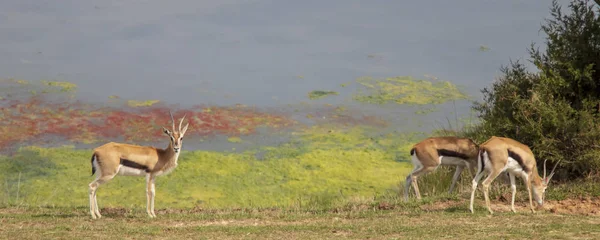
<box><xmin>0</xmin><ymin>0</ymin><xmax>571</xmax><ymax>146</ymax></box>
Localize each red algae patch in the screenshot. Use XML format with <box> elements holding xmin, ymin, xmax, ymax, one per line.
<box><xmin>0</xmin><ymin>80</ymin><xmax>296</xmax><ymax>151</ymax></box>
<box><xmin>0</xmin><ymin>79</ymin><xmax>397</xmax><ymax>151</ymax></box>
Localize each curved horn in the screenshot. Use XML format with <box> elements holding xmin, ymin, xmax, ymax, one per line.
<box><xmin>543</xmin><ymin>159</ymin><xmax>548</xmax><ymax>180</ymax></box>
<box><xmin>169</xmin><ymin>111</ymin><xmax>175</xmax><ymax>131</ymax></box>
<box><xmin>179</xmin><ymin>113</ymin><xmax>187</xmax><ymax>132</ymax></box>
<box><xmin>547</xmin><ymin>159</ymin><xmax>561</xmax><ymax>182</ymax></box>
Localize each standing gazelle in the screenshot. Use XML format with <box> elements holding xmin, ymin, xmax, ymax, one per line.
<box><xmin>469</xmin><ymin>136</ymin><xmax>560</xmax><ymax>214</ymax></box>
<box><xmin>404</xmin><ymin>136</ymin><xmax>479</xmax><ymax>201</ymax></box>
<box><xmin>88</xmin><ymin>111</ymin><xmax>189</xmax><ymax>219</ymax></box>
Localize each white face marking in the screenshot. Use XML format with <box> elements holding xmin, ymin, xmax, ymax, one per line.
<box><xmin>116</xmin><ymin>165</ymin><xmax>147</xmax><ymax>176</ymax></box>
<box><xmin>532</xmin><ymin>186</ymin><xmax>544</xmax><ymax>205</ymax></box>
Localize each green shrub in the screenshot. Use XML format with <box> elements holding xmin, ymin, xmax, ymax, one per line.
<box><xmin>471</xmin><ymin>0</ymin><xmax>600</xmax><ymax>181</ymax></box>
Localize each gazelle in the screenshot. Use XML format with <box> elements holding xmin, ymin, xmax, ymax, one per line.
<box><xmin>469</xmin><ymin>136</ymin><xmax>560</xmax><ymax>214</ymax></box>
<box><xmin>404</xmin><ymin>136</ymin><xmax>479</xmax><ymax>201</ymax></box>
<box><xmin>88</xmin><ymin>111</ymin><xmax>189</xmax><ymax>219</ymax></box>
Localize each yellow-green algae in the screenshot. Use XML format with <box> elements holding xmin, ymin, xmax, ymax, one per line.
<box><xmin>0</xmin><ymin>125</ymin><xmax>421</xmax><ymax>209</ymax></box>
<box><xmin>127</xmin><ymin>100</ymin><xmax>160</xmax><ymax>107</ymax></box>
<box><xmin>353</xmin><ymin>76</ymin><xmax>469</xmax><ymax>105</ymax></box>
<box><xmin>308</xmin><ymin>90</ymin><xmax>339</xmax><ymax>100</ymax></box>
<box><xmin>0</xmin><ymin>79</ymin><xmax>78</xmax><ymax>96</ymax></box>
<box><xmin>227</xmin><ymin>136</ymin><xmax>243</xmax><ymax>143</ymax></box>
<box><xmin>42</xmin><ymin>81</ymin><xmax>77</xmax><ymax>92</ymax></box>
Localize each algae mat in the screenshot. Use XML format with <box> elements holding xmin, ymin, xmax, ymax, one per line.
<box><xmin>0</xmin><ymin>126</ymin><xmax>420</xmax><ymax>208</ymax></box>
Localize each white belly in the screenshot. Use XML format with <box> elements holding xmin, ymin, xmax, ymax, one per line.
<box><xmin>116</xmin><ymin>165</ymin><xmax>147</xmax><ymax>176</ymax></box>
<box><xmin>439</xmin><ymin>156</ymin><xmax>467</xmax><ymax>166</ymax></box>
<box><xmin>503</xmin><ymin>157</ymin><xmax>526</xmax><ymax>175</ymax></box>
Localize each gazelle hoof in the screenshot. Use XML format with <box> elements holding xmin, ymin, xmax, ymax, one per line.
<box><xmin>91</xmin><ymin>211</ymin><xmax>101</xmax><ymax>219</ymax></box>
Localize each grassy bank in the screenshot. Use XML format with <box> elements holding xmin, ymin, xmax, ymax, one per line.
<box><xmin>0</xmin><ymin>125</ymin><xmax>425</xmax><ymax>209</ymax></box>
<box><xmin>3</xmin><ymin>121</ymin><xmax>599</xmax><ymax>210</ymax></box>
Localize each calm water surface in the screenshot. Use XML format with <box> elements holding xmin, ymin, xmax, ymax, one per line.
<box><xmin>0</xmin><ymin>0</ymin><xmax>569</xmax><ymax>132</ymax></box>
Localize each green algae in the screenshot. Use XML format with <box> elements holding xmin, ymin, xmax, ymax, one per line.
<box><xmin>0</xmin><ymin>125</ymin><xmax>421</xmax><ymax>209</ymax></box>
<box><xmin>15</xmin><ymin>79</ymin><xmax>29</xmax><ymax>85</ymax></box>
<box><xmin>0</xmin><ymin>79</ymin><xmax>78</xmax><ymax>97</ymax></box>
<box><xmin>42</xmin><ymin>81</ymin><xmax>77</xmax><ymax>92</ymax></box>
<box><xmin>308</xmin><ymin>90</ymin><xmax>339</xmax><ymax>100</ymax></box>
<box><xmin>415</xmin><ymin>106</ymin><xmax>440</xmax><ymax>115</ymax></box>
<box><xmin>353</xmin><ymin>76</ymin><xmax>469</xmax><ymax>105</ymax></box>
<box><xmin>127</xmin><ymin>100</ymin><xmax>160</xmax><ymax>107</ymax></box>
<box><xmin>227</xmin><ymin>136</ymin><xmax>243</xmax><ymax>143</ymax></box>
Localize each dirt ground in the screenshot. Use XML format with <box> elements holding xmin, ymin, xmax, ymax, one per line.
<box><xmin>418</xmin><ymin>197</ymin><xmax>600</xmax><ymax>216</ymax></box>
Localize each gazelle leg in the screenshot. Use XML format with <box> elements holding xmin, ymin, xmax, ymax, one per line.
<box><xmin>449</xmin><ymin>165</ymin><xmax>464</xmax><ymax>194</ymax></box>
<box><xmin>465</xmin><ymin>161</ymin><xmax>475</xmax><ymax>178</ymax></box>
<box><xmin>150</xmin><ymin>176</ymin><xmax>156</xmax><ymax>217</ymax></box>
<box><xmin>522</xmin><ymin>174</ymin><xmax>535</xmax><ymax>213</ymax></box>
<box><xmin>146</xmin><ymin>174</ymin><xmax>156</xmax><ymax>218</ymax></box>
<box><xmin>509</xmin><ymin>173</ymin><xmax>517</xmax><ymax>213</ymax></box>
<box><xmin>93</xmin><ymin>184</ymin><xmax>100</xmax><ymax>218</ymax></box>
<box><xmin>469</xmin><ymin>170</ymin><xmax>485</xmax><ymax>213</ymax></box>
<box><xmin>410</xmin><ymin>166</ymin><xmax>435</xmax><ymax>200</ymax></box>
<box><xmin>404</xmin><ymin>165</ymin><xmax>422</xmax><ymax>201</ymax></box>
<box><xmin>89</xmin><ymin>180</ymin><xmax>98</xmax><ymax>219</ymax></box>
<box><xmin>89</xmin><ymin>174</ymin><xmax>113</xmax><ymax>219</ymax></box>
<box><xmin>481</xmin><ymin>170</ymin><xmax>501</xmax><ymax>214</ymax></box>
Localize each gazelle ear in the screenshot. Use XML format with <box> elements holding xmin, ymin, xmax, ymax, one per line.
<box><xmin>162</xmin><ymin>127</ymin><xmax>171</xmax><ymax>136</ymax></box>
<box><xmin>180</xmin><ymin>123</ymin><xmax>189</xmax><ymax>135</ymax></box>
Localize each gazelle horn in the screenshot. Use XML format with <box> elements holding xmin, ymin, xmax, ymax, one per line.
<box><xmin>179</xmin><ymin>113</ymin><xmax>187</xmax><ymax>132</ymax></box>
<box><xmin>543</xmin><ymin>159</ymin><xmax>548</xmax><ymax>179</ymax></box>
<box><xmin>169</xmin><ymin>111</ymin><xmax>175</xmax><ymax>132</ymax></box>
<box><xmin>546</xmin><ymin>159</ymin><xmax>561</xmax><ymax>182</ymax></box>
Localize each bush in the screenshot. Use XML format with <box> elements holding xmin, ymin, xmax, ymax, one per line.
<box><xmin>471</xmin><ymin>0</ymin><xmax>600</xmax><ymax>181</ymax></box>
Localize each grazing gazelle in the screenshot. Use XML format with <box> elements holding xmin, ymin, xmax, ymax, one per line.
<box><xmin>88</xmin><ymin>111</ymin><xmax>189</xmax><ymax>219</ymax></box>
<box><xmin>469</xmin><ymin>136</ymin><xmax>560</xmax><ymax>214</ymax></box>
<box><xmin>404</xmin><ymin>136</ymin><xmax>479</xmax><ymax>201</ymax></box>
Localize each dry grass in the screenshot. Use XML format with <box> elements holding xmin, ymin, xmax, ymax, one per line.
<box><xmin>1</xmin><ymin>198</ymin><xmax>600</xmax><ymax>240</ymax></box>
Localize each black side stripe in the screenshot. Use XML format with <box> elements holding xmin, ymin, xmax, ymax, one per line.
<box><xmin>507</xmin><ymin>150</ymin><xmax>530</xmax><ymax>172</ymax></box>
<box><xmin>437</xmin><ymin>149</ymin><xmax>470</xmax><ymax>160</ymax></box>
<box><xmin>120</xmin><ymin>159</ymin><xmax>151</xmax><ymax>172</ymax></box>
<box><xmin>410</xmin><ymin>148</ymin><xmax>416</xmax><ymax>155</ymax></box>
<box><xmin>91</xmin><ymin>154</ymin><xmax>97</xmax><ymax>176</ymax></box>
